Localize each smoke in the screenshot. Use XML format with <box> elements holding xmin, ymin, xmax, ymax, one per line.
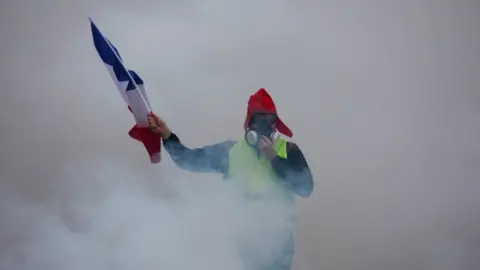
<box><xmin>1</xmin><ymin>0</ymin><xmax>480</xmax><ymax>269</ymax></box>
<box><xmin>0</xmin><ymin>158</ymin><xmax>294</xmax><ymax>270</ymax></box>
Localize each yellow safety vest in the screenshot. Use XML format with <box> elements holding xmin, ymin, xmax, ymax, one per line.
<box><xmin>228</xmin><ymin>138</ymin><xmax>296</xmax><ymax>223</ymax></box>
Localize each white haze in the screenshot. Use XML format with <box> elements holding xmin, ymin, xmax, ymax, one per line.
<box><xmin>1</xmin><ymin>0</ymin><xmax>480</xmax><ymax>270</ymax></box>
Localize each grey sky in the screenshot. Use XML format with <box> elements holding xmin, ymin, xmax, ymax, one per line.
<box><xmin>1</xmin><ymin>0</ymin><xmax>480</xmax><ymax>269</ymax></box>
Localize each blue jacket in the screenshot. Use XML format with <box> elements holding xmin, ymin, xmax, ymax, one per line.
<box><xmin>162</xmin><ymin>133</ymin><xmax>314</xmax><ymax>198</ymax></box>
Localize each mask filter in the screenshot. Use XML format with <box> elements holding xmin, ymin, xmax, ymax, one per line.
<box><xmin>245</xmin><ymin>129</ymin><xmax>259</xmax><ymax>146</ymax></box>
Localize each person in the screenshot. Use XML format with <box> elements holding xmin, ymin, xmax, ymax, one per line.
<box><xmin>147</xmin><ymin>88</ymin><xmax>314</xmax><ymax>270</ymax></box>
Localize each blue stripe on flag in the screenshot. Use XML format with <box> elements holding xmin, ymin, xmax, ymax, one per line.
<box><xmin>90</xmin><ymin>18</ymin><xmax>143</xmax><ymax>91</ymax></box>
<box><xmin>127</xmin><ymin>70</ymin><xmax>144</xmax><ymax>91</ymax></box>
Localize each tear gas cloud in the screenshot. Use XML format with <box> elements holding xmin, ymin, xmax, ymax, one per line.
<box><xmin>0</xmin><ymin>160</ymin><xmax>292</xmax><ymax>270</ymax></box>
<box><xmin>1</xmin><ymin>0</ymin><xmax>480</xmax><ymax>270</ymax></box>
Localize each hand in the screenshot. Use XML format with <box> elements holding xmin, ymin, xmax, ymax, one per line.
<box><xmin>258</xmin><ymin>136</ymin><xmax>277</xmax><ymax>161</ymax></box>
<box><xmin>147</xmin><ymin>112</ymin><xmax>172</xmax><ymax>139</ymax></box>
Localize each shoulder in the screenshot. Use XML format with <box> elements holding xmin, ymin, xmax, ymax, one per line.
<box><xmin>284</xmin><ymin>140</ymin><xmax>309</xmax><ymax>159</ymax></box>
<box><xmin>284</xmin><ymin>139</ymin><xmax>300</xmax><ymax>152</ymax></box>
<box><xmin>220</xmin><ymin>140</ymin><xmax>237</xmax><ymax>149</ymax></box>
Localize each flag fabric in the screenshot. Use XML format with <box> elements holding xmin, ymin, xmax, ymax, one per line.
<box><xmin>89</xmin><ymin>18</ymin><xmax>161</xmax><ymax>163</ymax></box>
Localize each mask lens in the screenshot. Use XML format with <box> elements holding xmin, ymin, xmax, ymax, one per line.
<box><xmin>251</xmin><ymin>113</ymin><xmax>277</xmax><ymax>126</ymax></box>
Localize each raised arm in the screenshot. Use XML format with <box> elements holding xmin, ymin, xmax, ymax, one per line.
<box><xmin>146</xmin><ymin>112</ymin><xmax>235</xmax><ymax>176</ymax></box>
<box><xmin>163</xmin><ymin>133</ymin><xmax>236</xmax><ymax>176</ymax></box>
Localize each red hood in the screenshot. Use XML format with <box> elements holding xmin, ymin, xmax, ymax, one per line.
<box><xmin>243</xmin><ymin>88</ymin><xmax>293</xmax><ymax>137</ymax></box>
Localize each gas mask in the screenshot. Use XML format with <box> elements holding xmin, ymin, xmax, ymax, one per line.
<box><xmin>244</xmin><ymin>113</ymin><xmax>280</xmax><ymax>147</ymax></box>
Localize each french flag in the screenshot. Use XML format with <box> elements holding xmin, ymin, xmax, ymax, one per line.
<box><xmin>89</xmin><ymin>18</ymin><xmax>161</xmax><ymax>163</ymax></box>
